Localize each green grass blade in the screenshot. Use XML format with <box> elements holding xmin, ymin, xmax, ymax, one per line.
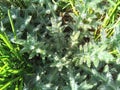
<box><xmin>0</xmin><ymin>33</ymin><xmax>22</xmax><ymax>60</ymax></box>
<box><xmin>0</xmin><ymin>64</ymin><xmax>8</xmax><ymax>72</ymax></box>
<box><xmin>8</xmin><ymin>9</ymin><xmax>16</xmax><ymax>39</ymax></box>
<box><xmin>103</xmin><ymin>1</ymin><xmax>120</xmax><ymax>28</ymax></box>
<box><xmin>0</xmin><ymin>77</ymin><xmax>20</xmax><ymax>90</ymax></box>
<box><xmin>0</xmin><ymin>33</ymin><xmax>13</xmax><ymax>50</ymax></box>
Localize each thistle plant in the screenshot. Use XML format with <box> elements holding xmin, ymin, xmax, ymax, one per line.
<box><xmin>0</xmin><ymin>0</ymin><xmax>120</xmax><ymax>90</ymax></box>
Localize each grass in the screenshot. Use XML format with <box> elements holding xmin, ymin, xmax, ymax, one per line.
<box><xmin>0</xmin><ymin>25</ymin><xmax>23</xmax><ymax>89</ymax></box>
<box><xmin>95</xmin><ymin>0</ymin><xmax>120</xmax><ymax>40</ymax></box>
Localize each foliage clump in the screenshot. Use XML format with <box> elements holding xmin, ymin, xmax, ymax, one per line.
<box><xmin>0</xmin><ymin>0</ymin><xmax>120</xmax><ymax>90</ymax></box>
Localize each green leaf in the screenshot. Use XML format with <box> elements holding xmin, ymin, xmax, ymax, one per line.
<box><xmin>78</xmin><ymin>81</ymin><xmax>94</xmax><ymax>90</ymax></box>
<box><xmin>92</xmin><ymin>57</ymin><xmax>99</xmax><ymax>68</ymax></box>
<box><xmin>29</xmin><ymin>51</ymin><xmax>36</xmax><ymax>59</ymax></box>
<box><xmin>86</xmin><ymin>56</ymin><xmax>91</xmax><ymax>67</ymax></box>
<box><xmin>98</xmin><ymin>51</ymin><xmax>114</xmax><ymax>63</ymax></box>
<box><xmin>117</xmin><ymin>73</ymin><xmax>120</xmax><ymax>82</ymax></box>
<box><xmin>71</xmin><ymin>31</ymin><xmax>80</xmax><ymax>41</ymax></box>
